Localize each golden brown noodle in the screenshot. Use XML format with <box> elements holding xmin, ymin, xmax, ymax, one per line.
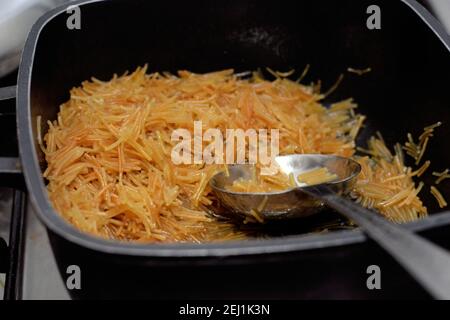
<box><xmin>347</xmin><ymin>67</ymin><xmax>372</xmax><ymax>76</ymax></box>
<box><xmin>432</xmin><ymin>169</ymin><xmax>450</xmax><ymax>184</ymax></box>
<box><xmin>430</xmin><ymin>186</ymin><xmax>447</xmax><ymax>208</ymax></box>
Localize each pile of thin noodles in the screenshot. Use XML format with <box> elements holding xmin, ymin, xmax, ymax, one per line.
<box><xmin>297</xmin><ymin>167</ymin><xmax>338</xmax><ymax>186</ymax></box>
<box><xmin>227</xmin><ymin>167</ymin><xmax>338</xmax><ymax>193</ymax></box>
<box><xmin>353</xmin><ymin>137</ymin><xmax>428</xmax><ymax>223</ymax></box>
<box><xmin>42</xmin><ymin>66</ymin><xmax>427</xmax><ymax>242</ymax></box>
<box><xmin>225</xmin><ymin>167</ymin><xmax>295</xmax><ymax>193</ymax></box>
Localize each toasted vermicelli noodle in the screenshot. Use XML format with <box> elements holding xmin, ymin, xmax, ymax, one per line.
<box><xmin>297</xmin><ymin>167</ymin><xmax>338</xmax><ymax>186</ymax></box>
<box><xmin>225</xmin><ymin>168</ymin><xmax>295</xmax><ymax>194</ymax></box>
<box><xmin>225</xmin><ymin>166</ymin><xmax>338</xmax><ymax>193</ymax></box>
<box><xmin>432</xmin><ymin>168</ymin><xmax>450</xmax><ymax>184</ymax></box>
<box><xmin>42</xmin><ymin>66</ymin><xmax>429</xmax><ymax>242</ymax></box>
<box><xmin>430</xmin><ymin>186</ymin><xmax>447</xmax><ymax>208</ymax></box>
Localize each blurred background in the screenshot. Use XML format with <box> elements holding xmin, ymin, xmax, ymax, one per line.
<box><xmin>0</xmin><ymin>0</ymin><xmax>73</xmax><ymax>77</ymax></box>
<box><xmin>423</xmin><ymin>0</ymin><xmax>450</xmax><ymax>33</ymax></box>
<box><xmin>0</xmin><ymin>0</ymin><xmax>449</xmax><ymax>79</ymax></box>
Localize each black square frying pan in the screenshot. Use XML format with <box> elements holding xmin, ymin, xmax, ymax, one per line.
<box><xmin>1</xmin><ymin>0</ymin><xmax>450</xmax><ymax>299</ymax></box>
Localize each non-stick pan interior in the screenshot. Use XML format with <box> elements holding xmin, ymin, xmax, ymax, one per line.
<box><xmin>29</xmin><ymin>0</ymin><xmax>450</xmax><ymax>226</ymax></box>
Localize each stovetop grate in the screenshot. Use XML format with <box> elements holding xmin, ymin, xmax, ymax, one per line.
<box><xmin>0</xmin><ymin>70</ymin><xmax>27</xmax><ymax>300</ymax></box>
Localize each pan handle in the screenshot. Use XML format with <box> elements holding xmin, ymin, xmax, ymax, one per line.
<box><xmin>0</xmin><ymin>85</ymin><xmax>25</xmax><ymax>190</ymax></box>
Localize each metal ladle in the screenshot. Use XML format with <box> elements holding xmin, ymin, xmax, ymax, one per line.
<box><xmin>210</xmin><ymin>154</ymin><xmax>450</xmax><ymax>299</ymax></box>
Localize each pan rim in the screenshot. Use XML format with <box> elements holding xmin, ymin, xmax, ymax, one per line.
<box><xmin>16</xmin><ymin>0</ymin><xmax>450</xmax><ymax>257</ymax></box>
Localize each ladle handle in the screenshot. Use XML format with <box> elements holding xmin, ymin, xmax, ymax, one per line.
<box><xmin>307</xmin><ymin>187</ymin><xmax>450</xmax><ymax>299</ymax></box>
